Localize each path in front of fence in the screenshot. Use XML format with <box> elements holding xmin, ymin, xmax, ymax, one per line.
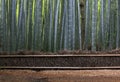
<box><xmin>0</xmin><ymin>70</ymin><xmax>120</xmax><ymax>82</ymax></box>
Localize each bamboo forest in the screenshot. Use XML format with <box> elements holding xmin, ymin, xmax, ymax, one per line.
<box><xmin>0</xmin><ymin>0</ymin><xmax>120</xmax><ymax>53</ymax></box>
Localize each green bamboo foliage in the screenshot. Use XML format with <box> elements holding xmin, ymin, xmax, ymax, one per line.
<box><xmin>0</xmin><ymin>0</ymin><xmax>120</xmax><ymax>53</ymax></box>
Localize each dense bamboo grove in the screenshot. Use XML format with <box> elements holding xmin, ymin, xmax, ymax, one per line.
<box><xmin>0</xmin><ymin>0</ymin><xmax>120</xmax><ymax>53</ymax></box>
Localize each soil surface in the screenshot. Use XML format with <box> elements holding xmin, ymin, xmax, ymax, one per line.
<box><xmin>1</xmin><ymin>70</ymin><xmax>120</xmax><ymax>82</ymax></box>
<box><xmin>1</xmin><ymin>49</ymin><xmax>120</xmax><ymax>55</ymax></box>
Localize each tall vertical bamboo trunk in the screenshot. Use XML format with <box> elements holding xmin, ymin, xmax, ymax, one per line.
<box><xmin>116</xmin><ymin>0</ymin><xmax>120</xmax><ymax>49</ymax></box>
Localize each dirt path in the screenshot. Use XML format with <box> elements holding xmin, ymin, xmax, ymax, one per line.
<box><xmin>0</xmin><ymin>70</ymin><xmax>120</xmax><ymax>82</ymax></box>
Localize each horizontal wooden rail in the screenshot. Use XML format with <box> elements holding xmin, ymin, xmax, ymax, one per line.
<box><xmin>1</xmin><ymin>66</ymin><xmax>120</xmax><ymax>70</ymax></box>
<box><xmin>0</xmin><ymin>54</ymin><xmax>120</xmax><ymax>57</ymax></box>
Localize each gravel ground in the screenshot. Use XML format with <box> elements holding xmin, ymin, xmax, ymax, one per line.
<box><xmin>0</xmin><ymin>70</ymin><xmax>120</xmax><ymax>82</ymax></box>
